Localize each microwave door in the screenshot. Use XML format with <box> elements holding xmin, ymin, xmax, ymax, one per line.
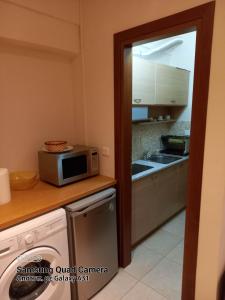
<box><xmin>60</xmin><ymin>153</ymin><xmax>89</xmax><ymax>185</ymax></box>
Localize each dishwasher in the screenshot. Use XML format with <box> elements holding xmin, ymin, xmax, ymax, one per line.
<box><xmin>65</xmin><ymin>188</ymin><xmax>118</xmax><ymax>300</ymax></box>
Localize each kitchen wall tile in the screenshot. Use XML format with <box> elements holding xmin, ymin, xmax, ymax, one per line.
<box><xmin>132</xmin><ymin>123</ymin><xmax>170</xmax><ymax>160</ymax></box>
<box><xmin>168</xmin><ymin>121</ymin><xmax>191</xmax><ymax>135</ymax></box>
<box><xmin>132</xmin><ymin>121</ymin><xmax>191</xmax><ymax>161</ymax></box>
<box><xmin>132</xmin><ymin>128</ymin><xmax>142</xmax><ymax>161</ymax></box>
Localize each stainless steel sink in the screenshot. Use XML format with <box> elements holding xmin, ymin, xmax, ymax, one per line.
<box><xmin>146</xmin><ymin>154</ymin><xmax>182</xmax><ymax>164</ymax></box>
<box><xmin>132</xmin><ymin>163</ymin><xmax>154</xmax><ymax>175</ymax></box>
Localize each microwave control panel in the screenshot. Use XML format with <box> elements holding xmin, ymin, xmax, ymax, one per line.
<box><xmin>90</xmin><ymin>149</ymin><xmax>99</xmax><ymax>174</ymax></box>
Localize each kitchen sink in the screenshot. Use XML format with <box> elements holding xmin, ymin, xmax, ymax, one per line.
<box><xmin>146</xmin><ymin>154</ymin><xmax>182</xmax><ymax>164</ymax></box>
<box><xmin>132</xmin><ymin>163</ymin><xmax>154</xmax><ymax>175</ymax></box>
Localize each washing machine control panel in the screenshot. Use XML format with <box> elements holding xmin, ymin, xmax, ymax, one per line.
<box><xmin>1</xmin><ymin>216</ymin><xmax>66</xmax><ymax>255</ymax></box>
<box><xmin>34</xmin><ymin>217</ymin><xmax>66</xmax><ymax>241</ymax></box>
<box><xmin>18</xmin><ymin>216</ymin><xmax>66</xmax><ymax>247</ymax></box>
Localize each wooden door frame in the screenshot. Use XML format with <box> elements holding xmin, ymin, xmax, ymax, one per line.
<box><xmin>114</xmin><ymin>2</ymin><xmax>215</xmax><ymax>300</ymax></box>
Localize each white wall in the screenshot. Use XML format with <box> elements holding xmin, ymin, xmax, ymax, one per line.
<box><xmin>7</xmin><ymin>0</ymin><xmax>79</xmax><ymax>24</ymax></box>
<box><xmin>133</xmin><ymin>31</ymin><xmax>196</xmax><ymax>122</ymax></box>
<box><xmin>0</xmin><ymin>0</ymin><xmax>85</xmax><ymax>172</ymax></box>
<box><xmin>0</xmin><ymin>0</ymin><xmax>80</xmax><ymax>56</ymax></box>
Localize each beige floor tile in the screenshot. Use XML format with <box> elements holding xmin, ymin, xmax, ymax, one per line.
<box><xmin>141</xmin><ymin>257</ymin><xmax>182</xmax><ymax>300</ymax></box>
<box><xmin>142</xmin><ymin>229</ymin><xmax>182</xmax><ymax>256</ymax></box>
<box><xmin>166</xmin><ymin>241</ymin><xmax>184</xmax><ymax>265</ymax></box>
<box><xmin>122</xmin><ymin>282</ymin><xmax>167</xmax><ymax>300</ymax></box>
<box><xmin>124</xmin><ymin>244</ymin><xmax>163</xmax><ymax>280</ymax></box>
<box><xmin>93</xmin><ymin>213</ymin><xmax>185</xmax><ymax>300</ymax></box>
<box><xmin>178</xmin><ymin>210</ymin><xmax>186</xmax><ymax>222</ymax></box>
<box><xmin>162</xmin><ymin>211</ymin><xmax>186</xmax><ymax>238</ymax></box>
<box><xmin>92</xmin><ymin>269</ymin><xmax>137</xmax><ymax>300</ymax></box>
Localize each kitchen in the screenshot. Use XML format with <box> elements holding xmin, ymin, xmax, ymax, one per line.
<box><xmin>0</xmin><ymin>1</ymin><xmax>223</xmax><ymax>300</ymax></box>
<box><xmin>129</xmin><ymin>31</ymin><xmax>196</xmax><ymax>299</ymax></box>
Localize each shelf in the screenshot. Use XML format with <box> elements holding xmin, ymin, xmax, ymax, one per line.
<box><xmin>132</xmin><ymin>119</ymin><xmax>176</xmax><ymax>125</ymax></box>
<box><xmin>0</xmin><ymin>1</ymin><xmax>80</xmax><ymax>58</ymax></box>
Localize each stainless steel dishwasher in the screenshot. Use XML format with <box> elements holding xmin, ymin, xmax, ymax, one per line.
<box><xmin>65</xmin><ymin>188</ymin><xmax>118</xmax><ymax>300</ymax></box>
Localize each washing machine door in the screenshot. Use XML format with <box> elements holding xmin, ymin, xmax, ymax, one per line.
<box><xmin>0</xmin><ymin>247</ymin><xmax>65</xmax><ymax>300</ymax></box>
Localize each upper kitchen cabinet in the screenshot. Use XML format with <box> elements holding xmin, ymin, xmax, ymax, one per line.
<box><xmin>155</xmin><ymin>64</ymin><xmax>190</xmax><ymax>106</ymax></box>
<box><xmin>132</xmin><ymin>57</ymin><xmax>190</xmax><ymax>106</ymax></box>
<box><xmin>132</xmin><ymin>56</ymin><xmax>156</xmax><ymax>105</ymax></box>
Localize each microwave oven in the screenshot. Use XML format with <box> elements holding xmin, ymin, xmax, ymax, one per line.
<box><xmin>38</xmin><ymin>145</ymin><xmax>99</xmax><ymax>186</ymax></box>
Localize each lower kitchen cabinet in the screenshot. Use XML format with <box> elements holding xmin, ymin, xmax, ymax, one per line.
<box><xmin>132</xmin><ymin>174</ymin><xmax>157</xmax><ymax>245</ymax></box>
<box><xmin>132</xmin><ymin>160</ymin><xmax>188</xmax><ymax>245</ymax></box>
<box><xmin>177</xmin><ymin>161</ymin><xmax>189</xmax><ymax>206</ymax></box>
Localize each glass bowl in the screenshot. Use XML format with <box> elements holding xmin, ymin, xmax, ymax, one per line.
<box><xmin>10</xmin><ymin>171</ymin><xmax>38</xmax><ymax>190</ymax></box>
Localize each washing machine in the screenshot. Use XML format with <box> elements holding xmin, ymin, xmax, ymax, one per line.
<box><xmin>0</xmin><ymin>208</ymin><xmax>71</xmax><ymax>300</ymax></box>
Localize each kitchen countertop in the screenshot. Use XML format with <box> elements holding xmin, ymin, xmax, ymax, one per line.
<box><xmin>0</xmin><ymin>175</ymin><xmax>116</xmax><ymax>231</ymax></box>
<box><xmin>132</xmin><ymin>156</ymin><xmax>189</xmax><ymax>182</ymax></box>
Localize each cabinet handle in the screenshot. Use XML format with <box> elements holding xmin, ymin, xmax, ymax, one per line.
<box><xmin>170</xmin><ymin>100</ymin><xmax>176</xmax><ymax>104</ymax></box>
<box><xmin>134</xmin><ymin>99</ymin><xmax>142</xmax><ymax>104</ymax></box>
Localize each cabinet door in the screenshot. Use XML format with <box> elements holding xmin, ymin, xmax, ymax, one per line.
<box><xmin>132</xmin><ymin>56</ymin><xmax>156</xmax><ymax>105</ymax></box>
<box><xmin>156</xmin><ymin>166</ymin><xmax>182</xmax><ymax>217</ymax></box>
<box><xmin>132</xmin><ymin>175</ymin><xmax>158</xmax><ymax>245</ymax></box>
<box><xmin>177</xmin><ymin>160</ymin><xmax>189</xmax><ymax>207</ymax></box>
<box><xmin>155</xmin><ymin>64</ymin><xmax>190</xmax><ymax>106</ymax></box>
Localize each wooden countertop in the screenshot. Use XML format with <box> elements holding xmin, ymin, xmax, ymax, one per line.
<box><xmin>0</xmin><ymin>175</ymin><xmax>116</xmax><ymax>231</ymax></box>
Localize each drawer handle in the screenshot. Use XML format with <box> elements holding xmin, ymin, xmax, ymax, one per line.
<box><xmin>170</xmin><ymin>100</ymin><xmax>176</xmax><ymax>103</ymax></box>
<box><xmin>134</xmin><ymin>99</ymin><xmax>142</xmax><ymax>104</ymax></box>
<box><xmin>72</xmin><ymin>194</ymin><xmax>115</xmax><ymax>217</ymax></box>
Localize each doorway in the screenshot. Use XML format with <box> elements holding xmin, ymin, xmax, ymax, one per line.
<box><xmin>130</xmin><ymin>30</ymin><xmax>196</xmax><ymax>299</ymax></box>
<box><xmin>114</xmin><ymin>2</ymin><xmax>215</xmax><ymax>300</ymax></box>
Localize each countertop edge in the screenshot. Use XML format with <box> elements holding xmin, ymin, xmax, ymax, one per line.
<box><xmin>0</xmin><ymin>176</ymin><xmax>116</xmax><ymax>231</ymax></box>
<box><xmin>132</xmin><ymin>157</ymin><xmax>189</xmax><ymax>182</ymax></box>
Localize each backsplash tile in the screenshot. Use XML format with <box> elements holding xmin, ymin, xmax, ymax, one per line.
<box><xmin>132</xmin><ymin>121</ymin><xmax>190</xmax><ymax>161</ymax></box>
<box><xmin>168</xmin><ymin>121</ymin><xmax>191</xmax><ymax>136</ymax></box>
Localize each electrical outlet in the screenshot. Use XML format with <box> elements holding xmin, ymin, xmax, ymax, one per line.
<box><xmin>102</xmin><ymin>146</ymin><xmax>110</xmax><ymax>157</ymax></box>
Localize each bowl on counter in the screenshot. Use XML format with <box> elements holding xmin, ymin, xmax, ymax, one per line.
<box><xmin>44</xmin><ymin>141</ymin><xmax>67</xmax><ymax>152</ymax></box>
<box><xmin>10</xmin><ymin>171</ymin><xmax>38</xmax><ymax>190</ymax></box>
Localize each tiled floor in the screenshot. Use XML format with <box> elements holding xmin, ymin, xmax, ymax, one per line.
<box><xmin>92</xmin><ymin>210</ymin><xmax>185</xmax><ymax>300</ymax></box>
